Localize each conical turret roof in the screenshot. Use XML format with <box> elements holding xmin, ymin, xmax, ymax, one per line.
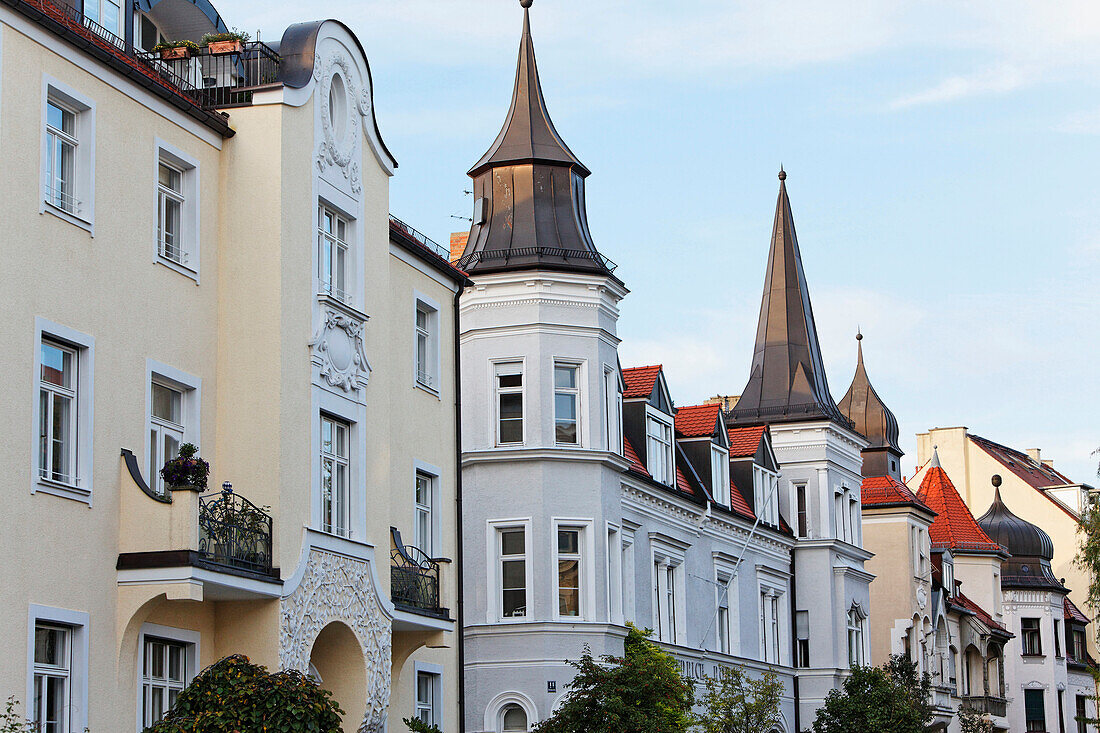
<box><xmin>838</xmin><ymin>333</ymin><xmax>902</xmax><ymax>452</ymax></box>
<box><xmin>917</xmin><ymin>454</ymin><xmax>1005</xmax><ymax>554</ymax></box>
<box><xmin>730</xmin><ymin>171</ymin><xmax>849</xmax><ymax>426</ymax></box>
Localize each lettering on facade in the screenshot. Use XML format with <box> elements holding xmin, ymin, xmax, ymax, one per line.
<box><xmin>676</xmin><ymin>658</ymin><xmax>736</xmax><ymax>682</ymax></box>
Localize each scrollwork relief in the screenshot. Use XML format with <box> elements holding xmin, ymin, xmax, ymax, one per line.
<box><xmin>310</xmin><ymin>309</ymin><xmax>371</xmax><ymax>392</ymax></box>
<box><xmin>280</xmin><ymin>548</ymin><xmax>391</xmax><ymax>733</ymax></box>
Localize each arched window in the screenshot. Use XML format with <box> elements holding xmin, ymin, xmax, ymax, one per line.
<box><xmin>501</xmin><ymin>704</ymin><xmax>528</xmax><ymax>732</ymax></box>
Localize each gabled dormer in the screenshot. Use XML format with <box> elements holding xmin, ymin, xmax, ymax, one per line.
<box><xmin>673</xmin><ymin>403</ymin><xmax>731</xmax><ymax>507</ymax></box>
<box><xmin>727</xmin><ymin>425</ymin><xmax>782</xmax><ymax>527</ymax></box>
<box><xmin>621</xmin><ymin>365</ymin><xmax>675</xmax><ymax>487</ymax></box>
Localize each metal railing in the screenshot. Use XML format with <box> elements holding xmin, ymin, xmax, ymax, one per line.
<box><xmin>198</xmin><ymin>483</ymin><xmax>273</xmax><ymax>575</ymax></box>
<box><xmin>390</xmin><ymin>527</ymin><xmax>444</xmax><ymax>617</ymax></box>
<box><xmin>961</xmin><ymin>695</ymin><xmax>1007</xmax><ymax>717</ymax></box>
<box><xmin>23</xmin><ymin>0</ymin><xmax>127</xmax><ymax>52</ymax></box>
<box><xmin>455</xmin><ymin>246</ymin><xmax>618</xmax><ymax>273</ymax></box>
<box><xmin>390</xmin><ymin>216</ymin><xmax>451</xmax><ymax>261</ymax></box>
<box><xmin>136</xmin><ymin>42</ymin><xmax>281</xmax><ymax>109</ymax></box>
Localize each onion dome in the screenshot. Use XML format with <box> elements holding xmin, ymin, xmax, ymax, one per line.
<box><xmin>977</xmin><ymin>477</ymin><xmax>1061</xmax><ymax>590</ymax></box>
<box><xmin>838</xmin><ymin>332</ymin><xmax>902</xmax><ymax>452</ymax></box>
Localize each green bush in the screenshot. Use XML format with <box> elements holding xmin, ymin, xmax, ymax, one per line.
<box><xmin>0</xmin><ymin>697</ymin><xmax>32</xmax><ymax>733</ymax></box>
<box><xmin>151</xmin><ymin>40</ymin><xmax>200</xmax><ymax>53</ymax></box>
<box><xmin>200</xmin><ymin>29</ymin><xmax>251</xmax><ymax>46</ymax></box>
<box><xmin>145</xmin><ymin>654</ymin><xmax>343</xmax><ymax>733</ymax></box>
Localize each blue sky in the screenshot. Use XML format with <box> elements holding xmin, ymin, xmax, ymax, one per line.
<box><xmin>229</xmin><ymin>0</ymin><xmax>1098</xmax><ymax>482</ymax></box>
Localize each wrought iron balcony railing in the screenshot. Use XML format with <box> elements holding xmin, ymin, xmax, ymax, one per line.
<box><xmin>961</xmin><ymin>695</ymin><xmax>1007</xmax><ymax>718</ymax></box>
<box><xmin>136</xmin><ymin>42</ymin><xmax>281</xmax><ymax>109</ymax></box>
<box><xmin>390</xmin><ymin>527</ymin><xmax>447</xmax><ymax>618</ymax></box>
<box><xmin>198</xmin><ymin>483</ymin><xmax>273</xmax><ymax>575</ymax></box>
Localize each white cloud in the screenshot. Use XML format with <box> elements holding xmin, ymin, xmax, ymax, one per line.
<box><xmin>888</xmin><ymin>65</ymin><xmax>1027</xmax><ymax>109</ymax></box>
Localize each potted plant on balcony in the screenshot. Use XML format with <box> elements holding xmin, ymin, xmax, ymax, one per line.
<box><xmin>161</xmin><ymin>442</ymin><xmax>210</xmax><ymax>492</ymax></box>
<box><xmin>152</xmin><ymin>39</ymin><xmax>200</xmax><ymax>60</ymax></box>
<box><xmin>201</xmin><ymin>29</ymin><xmax>251</xmax><ymax>55</ymax></box>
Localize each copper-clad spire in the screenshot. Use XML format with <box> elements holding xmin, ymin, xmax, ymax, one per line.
<box><xmin>838</xmin><ymin>331</ymin><xmax>903</xmax><ymax>454</ymax></box>
<box><xmin>457</xmin><ymin>3</ymin><xmax>615</xmax><ymax>280</ymax></box>
<box><xmin>468</xmin><ymin>3</ymin><xmax>588</xmax><ymax>177</ymax></box>
<box><xmin>730</xmin><ymin>171</ymin><xmax>849</xmax><ymax>427</ymax></box>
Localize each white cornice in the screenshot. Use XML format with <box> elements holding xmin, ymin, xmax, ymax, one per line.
<box><xmin>463</xmin><ymin>447</ymin><xmax>630</xmax><ymax>471</ymax></box>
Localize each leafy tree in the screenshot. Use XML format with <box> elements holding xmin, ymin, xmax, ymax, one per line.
<box><xmin>146</xmin><ymin>654</ymin><xmax>343</xmax><ymax>733</ymax></box>
<box><xmin>693</xmin><ymin>666</ymin><xmax>783</xmax><ymax>733</ymax></box>
<box><xmin>810</xmin><ymin>655</ymin><xmax>931</xmax><ymax>733</ymax></box>
<box><xmin>403</xmin><ymin>718</ymin><xmax>443</xmax><ymax>733</ymax></box>
<box><xmin>532</xmin><ymin>624</ymin><xmax>694</xmax><ymax>733</ymax></box>
<box><xmin>957</xmin><ymin>705</ymin><xmax>994</xmax><ymax>733</ymax></box>
<box><xmin>0</xmin><ymin>697</ymin><xmax>32</xmax><ymax>733</ymax></box>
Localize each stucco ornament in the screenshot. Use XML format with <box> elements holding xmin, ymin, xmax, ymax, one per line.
<box><xmin>316</xmin><ymin>53</ymin><xmax>365</xmax><ymax>190</ymax></box>
<box><xmin>916</xmin><ymin>585</ymin><xmax>927</xmax><ymax>610</ymax></box>
<box><xmin>280</xmin><ymin>548</ymin><xmax>392</xmax><ymax>733</ymax></box>
<box><xmin>310</xmin><ymin>309</ymin><xmax>371</xmax><ymax>392</ymax></box>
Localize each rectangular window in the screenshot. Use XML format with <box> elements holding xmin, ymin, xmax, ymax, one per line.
<box><xmin>499</xmin><ymin>528</ymin><xmax>527</xmax><ymax>618</ymax></box>
<box><xmin>557</xmin><ymin>528</ymin><xmax>581</xmax><ymax>617</ymax></box>
<box><xmin>796</xmin><ymin>484</ymin><xmax>808</xmax><ymax>538</ymax></box>
<box><xmin>415</xmin><ymin>305</ymin><xmax>435</xmax><ymax>389</ymax></box>
<box><xmin>32</xmin><ymin>624</ymin><xmax>70</xmax><ymax>733</ymax></box>
<box><xmin>318</xmin><ymin>204</ymin><xmax>349</xmax><ymax>303</ymax></box>
<box><xmin>646</xmin><ymin>414</ymin><xmax>673</xmax><ymax>485</ymax></box>
<box><xmin>157</xmin><ymin>162</ymin><xmax>185</xmax><ymax>264</ymax></box>
<box><xmin>755</xmin><ymin>467</ymin><xmax>780</xmax><ymax>525</ymax></box>
<box><xmin>711</xmin><ymin>446</ymin><xmax>729</xmax><ymax>505</ymax></box>
<box><xmin>847</xmin><ymin>609</ymin><xmax>865</xmax><ymax>666</ymax></box>
<box><xmin>84</xmin><ymin>0</ymin><xmax>122</xmax><ymax>37</ymax></box>
<box><xmin>1025</xmin><ymin>689</ymin><xmax>1046</xmax><ymax>731</ymax></box>
<box><xmin>795</xmin><ymin>610</ymin><xmax>810</xmax><ymax>667</ymax></box>
<box><xmin>414</xmin><ymin>472</ymin><xmax>433</xmax><ymax>555</ymax></box>
<box><xmin>554</xmin><ymin>364</ymin><xmax>579</xmax><ymax>445</ymax></box>
<box><xmin>716</xmin><ymin>575</ymin><xmax>731</xmax><ymax>655</ymax></box>
<box><xmin>38</xmin><ymin>340</ymin><xmax>77</xmax><ymax>486</ymax></box>
<box><xmin>760</xmin><ymin>590</ymin><xmax>781</xmax><ymax>663</ymax></box>
<box><xmin>1022</xmin><ymin>617</ymin><xmax>1043</xmax><ymax>656</ymax></box>
<box><xmin>834</xmin><ymin>491</ymin><xmax>845</xmax><ymax>540</ymax></box>
<box><xmin>415</xmin><ymin>671</ymin><xmax>439</xmax><ymax>726</ymax></box>
<box><xmin>1077</xmin><ymin>694</ymin><xmax>1088</xmax><ymax>733</ymax></box>
<box><xmin>1073</xmin><ymin>628</ymin><xmax>1086</xmax><ymax>662</ymax></box>
<box><xmin>45</xmin><ymin>100</ymin><xmax>78</xmax><ymax>214</ymax></box>
<box><xmin>603</xmin><ymin>367</ymin><xmax>623</xmax><ymax>454</ymax></box>
<box><xmin>142</xmin><ymin>638</ymin><xmax>188</xmax><ymax>727</ymax></box>
<box><xmin>320</xmin><ymin>415</ymin><xmax>350</xmax><ymax>537</ymax></box>
<box><xmin>1055</xmin><ymin>619</ymin><xmax>1063</xmax><ymax>657</ymax></box>
<box><xmin>666</xmin><ymin>565</ymin><xmax>677</xmax><ymax>644</ymax></box>
<box><xmin>148</xmin><ymin>382</ymin><xmax>184</xmax><ymax>494</ymax></box>
<box><xmin>495</xmin><ymin>362</ymin><xmax>524</xmax><ymax>445</ymax></box>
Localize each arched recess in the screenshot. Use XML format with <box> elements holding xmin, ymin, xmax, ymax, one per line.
<box><xmin>309</xmin><ymin>621</ymin><xmax>366</xmax><ymax>733</ymax></box>
<box><xmin>485</xmin><ymin>691</ymin><xmax>538</xmax><ymax>733</ymax></box>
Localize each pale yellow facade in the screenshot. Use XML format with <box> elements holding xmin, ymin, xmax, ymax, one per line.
<box><xmin>1</xmin><ymin>4</ymin><xmax>462</xmax><ymax>732</ymax></box>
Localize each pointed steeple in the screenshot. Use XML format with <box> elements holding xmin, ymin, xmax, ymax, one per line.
<box><xmin>838</xmin><ymin>332</ymin><xmax>904</xmax><ymax>478</ymax></box>
<box><xmin>457</xmin><ymin>1</ymin><xmax>615</xmax><ymax>280</ymax></box>
<box><xmin>730</xmin><ymin>171</ymin><xmax>848</xmax><ymax>427</ymax></box>
<box><xmin>469</xmin><ymin>3</ymin><xmax>588</xmax><ymax>177</ymax></box>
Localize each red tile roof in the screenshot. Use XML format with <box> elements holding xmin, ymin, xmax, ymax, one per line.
<box><xmin>862</xmin><ymin>475</ymin><xmax>931</xmax><ymax>510</ymax></box>
<box><xmin>622</xmin><ymin>365</ymin><xmax>662</xmax><ymax>399</ymax></box>
<box><xmin>918</xmin><ymin>466</ymin><xmax>1005</xmax><ymax>554</ymax></box>
<box><xmin>675</xmin><ymin>465</ymin><xmax>695</xmax><ymax>496</ymax></box>
<box><xmin>1065</xmin><ymin>596</ymin><xmax>1091</xmax><ymax>625</ymax></box>
<box><xmin>955</xmin><ymin>591</ymin><xmax>1008</xmax><ymax>633</ymax></box>
<box><xmin>728</xmin><ymin>480</ymin><xmax>755</xmax><ymax>520</ymax></box>
<box><xmin>623</xmin><ymin>437</ymin><xmax>650</xmax><ymax>478</ymax></box>
<box><xmin>675</xmin><ymin>403</ymin><xmax>721</xmax><ymax>439</ymax></box>
<box><xmin>727</xmin><ymin>425</ymin><xmax>767</xmax><ymax>458</ymax></box>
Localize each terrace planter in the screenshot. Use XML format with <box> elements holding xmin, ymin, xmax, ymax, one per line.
<box><xmin>159</xmin><ymin>46</ymin><xmax>191</xmax><ymax>60</ymax></box>
<box><xmin>207</xmin><ymin>40</ymin><xmax>244</xmax><ymax>54</ymax></box>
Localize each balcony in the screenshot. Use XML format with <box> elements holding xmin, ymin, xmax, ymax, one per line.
<box><xmin>136</xmin><ymin>43</ymin><xmax>281</xmax><ymax>109</ymax></box>
<box><xmin>962</xmin><ymin>695</ymin><xmax>1007</xmax><ymax>718</ymax></box>
<box><xmin>390</xmin><ymin>527</ymin><xmax>449</xmax><ymax>619</ymax></box>
<box><xmin>198</xmin><ymin>484</ymin><xmax>274</xmax><ymax>575</ymax></box>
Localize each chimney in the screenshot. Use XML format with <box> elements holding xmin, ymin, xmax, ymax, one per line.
<box><xmin>1042</xmin><ymin>459</ymin><xmax>1055</xmax><ymax>469</ymax></box>
<box><xmin>1027</xmin><ymin>448</ymin><xmax>1041</xmax><ymax>463</ymax></box>
<box><xmin>449</xmin><ymin>232</ymin><xmax>469</xmax><ymax>264</ymax></box>
<box><xmin>705</xmin><ymin>395</ymin><xmax>740</xmax><ymax>412</ymax></box>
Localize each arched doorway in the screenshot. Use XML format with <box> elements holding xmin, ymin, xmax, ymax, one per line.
<box><xmin>309</xmin><ymin>621</ymin><xmax>366</xmax><ymax>732</ymax></box>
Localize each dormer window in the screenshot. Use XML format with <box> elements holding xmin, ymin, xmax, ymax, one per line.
<box><xmin>753</xmin><ymin>466</ymin><xmax>779</xmax><ymax>526</ymax></box>
<box><xmin>943</xmin><ymin>558</ymin><xmax>954</xmax><ymax>596</ymax></box>
<box><xmin>710</xmin><ymin>445</ymin><xmax>729</xmax><ymax>506</ymax></box>
<box><xmin>645</xmin><ymin>411</ymin><xmax>673</xmax><ymax>486</ymax></box>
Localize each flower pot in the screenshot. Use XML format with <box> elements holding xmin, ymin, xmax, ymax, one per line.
<box><xmin>208</xmin><ymin>40</ymin><xmax>244</xmax><ymax>54</ymax></box>
<box><xmin>160</xmin><ymin>46</ymin><xmax>191</xmax><ymax>60</ymax></box>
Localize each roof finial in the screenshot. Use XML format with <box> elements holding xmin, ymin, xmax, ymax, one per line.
<box><xmin>778</xmin><ymin>165</ymin><xmax>786</xmax><ymax>181</ymax></box>
<box><xmin>991</xmin><ymin>473</ymin><xmax>1003</xmax><ymax>502</ymax></box>
<box><xmin>520</xmin><ymin>0</ymin><xmax>533</xmax><ymax>7</ymax></box>
<box><xmin>856</xmin><ymin>327</ymin><xmax>862</xmax><ymax>342</ymax></box>
<box><xmin>930</xmin><ymin>445</ymin><xmax>941</xmax><ymax>468</ymax></box>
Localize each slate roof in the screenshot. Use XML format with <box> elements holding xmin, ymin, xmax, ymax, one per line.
<box><xmin>622</xmin><ymin>365</ymin><xmax>662</xmax><ymax>399</ymax></box>
<box><xmin>675</xmin><ymin>403</ymin><xmax>722</xmax><ymax>438</ymax></box>
<box><xmin>727</xmin><ymin>425</ymin><xmax>767</xmax><ymax>458</ymax></box>
<box><xmin>918</xmin><ymin>465</ymin><xmax>1005</xmax><ymax>554</ymax></box>
<box><xmin>862</xmin><ymin>475</ymin><xmax>932</xmax><ymax>512</ymax></box>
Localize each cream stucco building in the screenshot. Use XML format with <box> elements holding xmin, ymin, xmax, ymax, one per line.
<box><xmin>0</xmin><ymin>0</ymin><xmax>466</xmax><ymax>730</ymax></box>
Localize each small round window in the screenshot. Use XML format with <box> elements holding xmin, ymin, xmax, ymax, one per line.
<box><xmin>328</xmin><ymin>72</ymin><xmax>347</xmax><ymax>142</ymax></box>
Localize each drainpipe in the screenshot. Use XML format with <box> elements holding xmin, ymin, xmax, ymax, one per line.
<box><xmin>452</xmin><ymin>283</ymin><xmax>466</xmax><ymax>733</ymax></box>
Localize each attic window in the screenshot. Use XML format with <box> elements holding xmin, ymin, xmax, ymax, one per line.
<box><xmin>646</xmin><ymin>412</ymin><xmax>673</xmax><ymax>486</ymax></box>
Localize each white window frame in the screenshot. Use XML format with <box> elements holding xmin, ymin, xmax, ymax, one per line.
<box><xmin>41</xmin><ymin>77</ymin><xmax>95</xmax><ymax>232</ymax></box>
<box><xmin>711</xmin><ymin>445</ymin><xmax>730</xmax><ymax>506</ymax></box>
<box><xmin>650</xmin><ymin>537</ymin><xmax>686</xmax><ymax>644</ymax></box>
<box><xmin>606</xmin><ymin>523</ymin><xmax>623</xmax><ymax>625</ymax></box>
<box><xmin>621</xmin><ymin>526</ymin><xmax>636</xmax><ymax>624</ymax></box>
<box><xmin>320</xmin><ymin>413</ymin><xmax>351</xmax><ymax>537</ymax></box>
<box><xmin>413</xmin><ymin>459</ymin><xmax>443</xmax><ymax>557</ymax></box>
<box><xmin>84</xmin><ymin>0</ymin><xmax>122</xmax><ymax>38</ymax></box>
<box><xmin>153</xmin><ymin>140</ymin><xmax>200</xmax><ymax>281</ymax></box>
<box><xmin>754</xmin><ymin>465</ymin><xmax>780</xmax><ymax>526</ymax></box>
<box><xmin>414</xmin><ymin>292</ymin><xmax>441</xmax><ymax>394</ymax></box>
<box><xmin>145</xmin><ymin>360</ymin><xmax>201</xmax><ymax>495</ymax></box>
<box><xmin>551</xmin><ymin>518</ymin><xmax>594</xmax><ymax>620</ymax></box>
<box><xmin>317</xmin><ymin>201</ymin><xmax>352</xmax><ymax>304</ymax></box>
<box><xmin>645</xmin><ymin>407</ymin><xmax>674</xmax><ymax>486</ymax></box>
<box><xmin>553</xmin><ymin>360</ymin><xmax>583</xmax><ymax>446</ymax></box>
<box><xmin>136</xmin><ymin>623</ymin><xmax>200</xmax><ymax>732</ymax></box>
<box><xmin>413</xmin><ymin>661</ymin><xmax>443</xmax><ymax>728</ymax></box>
<box><xmin>847</xmin><ymin>605</ymin><xmax>867</xmax><ymax>666</ymax></box>
<box><xmin>759</xmin><ymin>585</ymin><xmax>784</xmax><ymax>663</ymax></box>
<box><xmin>32</xmin><ymin>318</ymin><xmax>95</xmax><ymax>504</ymax></box>
<box><xmin>603</xmin><ymin>365</ymin><xmax>623</xmax><ymax>455</ymax></box>
<box><xmin>716</xmin><ymin>571</ymin><xmax>732</xmax><ymax>655</ymax></box>
<box><xmin>492</xmin><ymin>360</ymin><xmax>525</xmax><ymax>447</ymax></box>
<box><xmin>27</xmin><ymin>605</ymin><xmax>89</xmax><ymax>733</ymax></box>
<box><xmin>489</xmin><ymin>518</ymin><xmax>533</xmax><ymax>623</ymax></box>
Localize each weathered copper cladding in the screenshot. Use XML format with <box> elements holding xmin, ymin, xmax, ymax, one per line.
<box><xmin>457</xmin><ymin>7</ymin><xmax>616</xmax><ymax>280</ymax></box>
<box><xmin>729</xmin><ymin>172</ymin><xmax>851</xmax><ymax>427</ymax></box>
<box><xmin>838</xmin><ymin>333</ymin><xmax>904</xmax><ymax>478</ymax></box>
